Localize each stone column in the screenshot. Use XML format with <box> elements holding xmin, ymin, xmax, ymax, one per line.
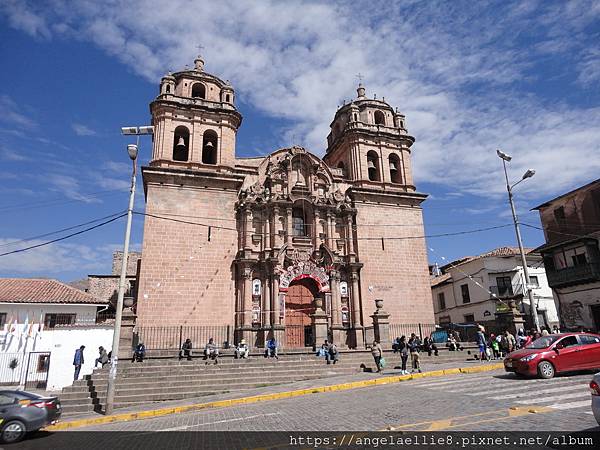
<box><xmin>346</xmin><ymin>214</ymin><xmax>355</xmax><ymax>257</ymax></box>
<box><xmin>242</xmin><ymin>268</ymin><xmax>252</xmax><ymax>327</ymax></box>
<box><xmin>118</xmin><ymin>308</ymin><xmax>137</xmax><ymax>358</ymax></box>
<box><xmin>350</xmin><ymin>270</ymin><xmax>361</xmax><ymax>327</ymax></box>
<box><xmin>264</xmin><ymin>207</ymin><xmax>271</xmax><ymax>252</ymax></box>
<box><xmin>326</xmin><ymin>212</ymin><xmax>333</xmax><ymax>249</ymax></box>
<box><xmin>312</xmin><ymin>297</ymin><xmax>328</xmax><ymax>349</ymax></box>
<box><xmin>330</xmin><ymin>270</ymin><xmax>341</xmax><ymax>326</ymax></box>
<box><xmin>286</xmin><ymin>207</ymin><xmax>293</xmax><ymax>244</ymax></box>
<box><xmin>263</xmin><ymin>276</ymin><xmax>271</xmax><ymax>328</ymax></box>
<box><xmin>350</xmin><ymin>269</ymin><xmax>364</xmax><ymax>348</ymax></box>
<box><xmin>371</xmin><ymin>299</ymin><xmax>391</xmax><ymax>349</ymax></box>
<box><xmin>244</xmin><ymin>208</ymin><xmax>252</xmax><ymax>252</ymax></box>
<box><xmin>272</xmin><ymin>274</ymin><xmax>280</xmax><ymax>325</ymax></box>
<box><xmin>314</xmin><ymin>209</ymin><xmax>321</xmax><ymax>247</ymax></box>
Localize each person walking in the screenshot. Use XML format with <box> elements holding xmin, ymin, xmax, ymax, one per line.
<box><xmin>371</xmin><ymin>340</ymin><xmax>383</xmax><ymax>373</ymax></box>
<box><xmin>94</xmin><ymin>346</ymin><xmax>109</xmax><ymax>368</ymax></box>
<box><xmin>408</xmin><ymin>334</ymin><xmax>421</xmax><ymax>373</ymax></box>
<box><xmin>73</xmin><ymin>345</ymin><xmax>85</xmax><ymax>380</ymax></box>
<box><xmin>504</xmin><ymin>330</ymin><xmax>516</xmax><ymax>354</ymax></box>
<box><xmin>489</xmin><ymin>334</ymin><xmax>500</xmax><ymax>359</ymax></box>
<box><xmin>398</xmin><ymin>335</ymin><xmax>409</xmax><ymax>375</ymax></box>
<box><xmin>476</xmin><ymin>327</ymin><xmax>487</xmax><ymax>362</ymax></box>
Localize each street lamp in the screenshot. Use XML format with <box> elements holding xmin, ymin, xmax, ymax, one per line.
<box><xmin>496</xmin><ymin>149</ymin><xmax>540</xmax><ymax>333</ymax></box>
<box><xmin>105</xmin><ymin>125</ymin><xmax>153</xmax><ymax>415</ymax></box>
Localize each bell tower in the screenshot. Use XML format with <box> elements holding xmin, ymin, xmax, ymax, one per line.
<box><xmin>323</xmin><ymin>83</ymin><xmax>415</xmax><ymax>191</ymax></box>
<box><xmin>149</xmin><ymin>55</ymin><xmax>242</xmax><ymax>168</ymax></box>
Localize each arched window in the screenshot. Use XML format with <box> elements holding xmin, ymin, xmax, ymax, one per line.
<box><xmin>374</xmin><ymin>110</ymin><xmax>385</xmax><ymax>125</ymax></box>
<box><xmin>191</xmin><ymin>83</ymin><xmax>206</xmax><ymax>99</ymax></box>
<box><xmin>202</xmin><ymin>130</ymin><xmax>218</xmax><ymax>164</ymax></box>
<box><xmin>173</xmin><ymin>126</ymin><xmax>190</xmax><ymax>161</ymax></box>
<box><xmin>389</xmin><ymin>154</ymin><xmax>401</xmax><ymax>184</ymax></box>
<box><xmin>367</xmin><ymin>151</ymin><xmax>380</xmax><ymax>182</ymax></box>
<box><xmin>337</xmin><ymin>161</ymin><xmax>345</xmax><ymax>177</ymax></box>
<box><xmin>292</xmin><ymin>207</ymin><xmax>307</xmax><ymax>237</ymax></box>
<box><xmin>165</xmin><ymin>84</ymin><xmax>171</xmax><ymax>94</ymax></box>
<box><xmin>225</xmin><ymin>94</ymin><xmax>231</xmax><ymax>102</ymax></box>
<box><xmin>353</xmin><ymin>113</ymin><xmax>358</xmax><ymax>121</ymax></box>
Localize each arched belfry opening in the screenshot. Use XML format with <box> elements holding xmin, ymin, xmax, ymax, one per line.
<box><xmin>367</xmin><ymin>151</ymin><xmax>380</xmax><ymax>181</ymax></box>
<box><xmin>202</xmin><ymin>130</ymin><xmax>218</xmax><ymax>164</ymax></box>
<box><xmin>389</xmin><ymin>153</ymin><xmax>401</xmax><ymax>184</ymax></box>
<box><xmin>374</xmin><ymin>110</ymin><xmax>385</xmax><ymax>125</ymax></box>
<box><xmin>173</xmin><ymin>126</ymin><xmax>190</xmax><ymax>161</ymax></box>
<box><xmin>191</xmin><ymin>83</ymin><xmax>206</xmax><ymax>99</ymax></box>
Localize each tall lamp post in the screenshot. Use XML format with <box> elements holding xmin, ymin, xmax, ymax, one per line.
<box><xmin>496</xmin><ymin>149</ymin><xmax>540</xmax><ymax>333</ymax></box>
<box><xmin>105</xmin><ymin>125</ymin><xmax>153</xmax><ymax>415</ymax></box>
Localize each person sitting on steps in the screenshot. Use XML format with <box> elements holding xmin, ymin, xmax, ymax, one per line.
<box><xmin>265</xmin><ymin>337</ymin><xmax>278</xmax><ymax>359</ymax></box>
<box><xmin>132</xmin><ymin>343</ymin><xmax>146</xmax><ymax>363</ymax></box>
<box><xmin>203</xmin><ymin>338</ymin><xmax>219</xmax><ymax>364</ymax></box>
<box><xmin>235</xmin><ymin>339</ymin><xmax>249</xmax><ymax>359</ymax></box>
<box><xmin>179</xmin><ymin>338</ymin><xmax>193</xmax><ymax>361</ymax></box>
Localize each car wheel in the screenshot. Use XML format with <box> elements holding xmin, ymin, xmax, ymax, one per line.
<box><xmin>1</xmin><ymin>420</ymin><xmax>27</xmax><ymax>443</ymax></box>
<box><xmin>537</xmin><ymin>360</ymin><xmax>555</xmax><ymax>379</ymax></box>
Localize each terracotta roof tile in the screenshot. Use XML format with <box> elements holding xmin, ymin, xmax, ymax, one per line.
<box><xmin>0</xmin><ymin>278</ymin><xmax>104</xmax><ymax>304</ymax></box>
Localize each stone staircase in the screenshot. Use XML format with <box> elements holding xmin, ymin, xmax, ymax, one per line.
<box><xmin>58</xmin><ymin>348</ymin><xmax>473</xmax><ymax>415</ymax></box>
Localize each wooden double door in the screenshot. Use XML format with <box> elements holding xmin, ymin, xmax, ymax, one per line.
<box><xmin>284</xmin><ymin>279</ymin><xmax>317</xmax><ymax>348</ymax></box>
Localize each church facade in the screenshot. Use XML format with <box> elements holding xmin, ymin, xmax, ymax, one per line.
<box><xmin>135</xmin><ymin>56</ymin><xmax>434</xmax><ymax>348</ymax></box>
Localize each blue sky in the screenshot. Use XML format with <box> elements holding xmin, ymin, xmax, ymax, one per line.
<box><xmin>0</xmin><ymin>0</ymin><xmax>599</xmax><ymax>282</ymax></box>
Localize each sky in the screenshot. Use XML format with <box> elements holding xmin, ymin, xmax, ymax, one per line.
<box><xmin>0</xmin><ymin>0</ymin><xmax>599</xmax><ymax>282</ymax></box>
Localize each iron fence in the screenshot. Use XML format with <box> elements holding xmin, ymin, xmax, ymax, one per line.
<box><xmin>388</xmin><ymin>323</ymin><xmax>437</xmax><ymax>341</ymax></box>
<box><xmin>0</xmin><ymin>353</ymin><xmax>26</xmax><ymax>386</ymax></box>
<box><xmin>136</xmin><ymin>325</ymin><xmax>232</xmax><ymax>351</ymax></box>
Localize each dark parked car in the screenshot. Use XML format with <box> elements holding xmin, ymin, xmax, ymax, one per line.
<box><xmin>0</xmin><ymin>390</ymin><xmax>61</xmax><ymax>443</ymax></box>
<box><xmin>504</xmin><ymin>332</ymin><xmax>600</xmax><ymax>379</ymax></box>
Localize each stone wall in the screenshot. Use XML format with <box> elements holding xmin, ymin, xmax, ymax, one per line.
<box><xmin>135</xmin><ymin>183</ymin><xmax>239</xmax><ymax>327</ymax></box>
<box><xmin>111</xmin><ymin>251</ymin><xmax>142</xmax><ymax>276</ymax></box>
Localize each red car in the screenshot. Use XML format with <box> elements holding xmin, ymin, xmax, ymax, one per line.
<box><xmin>504</xmin><ymin>332</ymin><xmax>600</xmax><ymax>378</ymax></box>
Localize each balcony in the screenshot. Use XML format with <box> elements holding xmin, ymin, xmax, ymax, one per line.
<box><xmin>489</xmin><ymin>284</ymin><xmax>525</xmax><ymax>299</ymax></box>
<box><xmin>546</xmin><ymin>262</ymin><xmax>600</xmax><ymax>288</ymax></box>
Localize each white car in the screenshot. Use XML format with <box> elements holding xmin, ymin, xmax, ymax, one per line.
<box><xmin>591</xmin><ymin>372</ymin><xmax>600</xmax><ymax>425</ymax></box>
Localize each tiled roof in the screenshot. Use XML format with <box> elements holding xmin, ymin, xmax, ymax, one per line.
<box><xmin>431</xmin><ymin>272</ymin><xmax>452</xmax><ymax>287</ymax></box>
<box><xmin>0</xmin><ymin>278</ymin><xmax>104</xmax><ymax>304</ymax></box>
<box><xmin>478</xmin><ymin>246</ymin><xmax>535</xmax><ymax>258</ymax></box>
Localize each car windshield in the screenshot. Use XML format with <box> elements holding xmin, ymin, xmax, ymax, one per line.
<box><xmin>526</xmin><ymin>335</ymin><xmax>560</xmax><ymax>349</ymax></box>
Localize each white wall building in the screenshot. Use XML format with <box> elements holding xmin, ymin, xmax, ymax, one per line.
<box><xmin>431</xmin><ymin>247</ymin><xmax>559</xmax><ymax>331</ymax></box>
<box><xmin>0</xmin><ymin>278</ymin><xmax>113</xmax><ymax>390</ymax></box>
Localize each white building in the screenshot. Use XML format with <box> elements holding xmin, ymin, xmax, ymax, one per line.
<box><xmin>0</xmin><ymin>278</ymin><xmax>114</xmax><ymax>390</ymax></box>
<box><xmin>431</xmin><ymin>247</ymin><xmax>559</xmax><ymax>332</ymax></box>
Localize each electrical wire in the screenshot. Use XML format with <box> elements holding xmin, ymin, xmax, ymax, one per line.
<box><xmin>0</xmin><ymin>189</ymin><xmax>127</xmax><ymax>213</ymax></box>
<box><xmin>0</xmin><ymin>213</ymin><xmax>127</xmax><ymax>257</ymax></box>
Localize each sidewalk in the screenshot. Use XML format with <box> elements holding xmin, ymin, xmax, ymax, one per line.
<box><xmin>48</xmin><ymin>358</ymin><xmax>504</xmax><ymax>430</ymax></box>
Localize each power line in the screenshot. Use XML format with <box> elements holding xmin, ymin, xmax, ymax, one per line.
<box><xmin>0</xmin><ymin>211</ymin><xmax>127</xmax><ymax>249</ymax></box>
<box><xmin>0</xmin><ymin>213</ymin><xmax>127</xmax><ymax>257</ymax></box>
<box><xmin>522</xmin><ymin>222</ymin><xmax>599</xmax><ymax>240</ymax></box>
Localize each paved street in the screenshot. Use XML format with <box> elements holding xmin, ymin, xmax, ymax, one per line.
<box><xmin>67</xmin><ymin>369</ymin><xmax>599</xmax><ymax>432</ymax></box>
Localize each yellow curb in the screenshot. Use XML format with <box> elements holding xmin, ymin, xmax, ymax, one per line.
<box><xmin>46</xmin><ymin>362</ymin><xmax>504</xmax><ymax>431</ymax></box>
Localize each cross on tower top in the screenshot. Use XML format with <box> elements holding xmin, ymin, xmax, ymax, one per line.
<box><xmin>356</xmin><ymin>73</ymin><xmax>364</xmax><ymax>85</ymax></box>
<box><xmin>196</xmin><ymin>44</ymin><xmax>205</xmax><ymax>53</ymax></box>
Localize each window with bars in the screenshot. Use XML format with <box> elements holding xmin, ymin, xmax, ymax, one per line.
<box><xmin>438</xmin><ymin>292</ymin><xmax>446</xmax><ymax>310</ymax></box>
<box><xmin>461</xmin><ymin>284</ymin><xmax>471</xmax><ymax>303</ymax></box>
<box><xmin>44</xmin><ymin>313</ymin><xmax>76</xmax><ymax>329</ymax></box>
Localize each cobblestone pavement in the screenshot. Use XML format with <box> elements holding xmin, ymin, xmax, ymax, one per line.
<box><xmin>69</xmin><ymin>368</ymin><xmax>600</xmax><ymax>432</ymax></box>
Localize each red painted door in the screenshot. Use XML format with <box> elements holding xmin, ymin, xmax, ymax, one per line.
<box><xmin>285</xmin><ymin>279</ymin><xmax>316</xmax><ymax>348</ymax></box>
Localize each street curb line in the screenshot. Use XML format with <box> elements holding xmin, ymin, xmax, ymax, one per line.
<box><xmin>47</xmin><ymin>362</ymin><xmax>504</xmax><ymax>431</ymax></box>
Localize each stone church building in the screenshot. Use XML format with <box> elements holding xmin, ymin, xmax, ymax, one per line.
<box><xmin>135</xmin><ymin>56</ymin><xmax>434</xmax><ymax>348</ymax></box>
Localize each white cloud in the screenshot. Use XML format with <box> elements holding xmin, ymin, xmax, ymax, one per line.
<box><xmin>0</xmin><ymin>239</ymin><xmax>105</xmax><ymax>276</ymax></box>
<box><xmin>0</xmin><ymin>95</ymin><xmax>36</xmax><ymax>129</ymax></box>
<box><xmin>71</xmin><ymin>123</ymin><xmax>96</xmax><ymax>136</ymax></box>
<box><xmin>45</xmin><ymin>174</ymin><xmax>102</xmax><ymax>203</ymax></box>
<box><xmin>2</xmin><ymin>0</ymin><xmax>599</xmax><ymax>202</ymax></box>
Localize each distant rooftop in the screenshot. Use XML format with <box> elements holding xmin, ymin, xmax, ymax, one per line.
<box><xmin>0</xmin><ymin>278</ymin><xmax>104</xmax><ymax>304</ymax></box>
